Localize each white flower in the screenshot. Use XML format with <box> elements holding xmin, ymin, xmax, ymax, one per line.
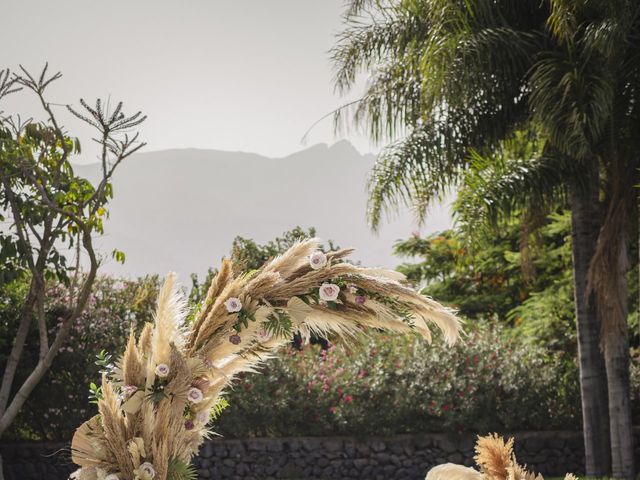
<box><xmin>154</xmin><ymin>363</ymin><xmax>169</xmax><ymax>378</ymax></box>
<box><xmin>139</xmin><ymin>462</ymin><xmax>155</xmax><ymax>479</ymax></box>
<box><xmin>196</xmin><ymin>410</ymin><xmax>210</xmax><ymax>424</ymax></box>
<box><xmin>319</xmin><ymin>283</ymin><xmax>340</xmax><ymax>302</ymax></box>
<box><xmin>309</xmin><ymin>250</ymin><xmax>327</xmax><ymax>270</ymax></box>
<box><xmin>187</xmin><ymin>387</ymin><xmax>204</xmax><ymax>404</ymax></box>
<box><xmin>346</xmin><ymin>283</ymin><xmax>358</xmax><ymax>294</ymax></box>
<box><xmin>105</xmin><ymin>474</ymin><xmax>120</xmax><ymax>480</ymax></box>
<box><xmin>224</xmin><ymin>297</ymin><xmax>242</xmax><ymax>313</ymax></box>
<box><xmin>257</xmin><ymin>328</ymin><xmax>272</xmax><ymax>342</ymax></box>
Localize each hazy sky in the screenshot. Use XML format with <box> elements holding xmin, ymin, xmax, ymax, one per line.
<box><xmin>1</xmin><ymin>0</ymin><xmax>375</xmax><ymax>161</ymax></box>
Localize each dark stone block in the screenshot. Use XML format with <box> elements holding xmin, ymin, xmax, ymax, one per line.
<box><xmin>198</xmin><ymin>468</ymin><xmax>211</xmax><ymax>478</ymax></box>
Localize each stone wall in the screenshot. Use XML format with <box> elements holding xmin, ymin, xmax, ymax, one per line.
<box><xmin>2</xmin><ymin>430</ymin><xmax>639</xmax><ymax>480</ymax></box>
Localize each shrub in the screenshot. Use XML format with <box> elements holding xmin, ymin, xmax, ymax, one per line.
<box><xmin>215</xmin><ymin>324</ymin><xmax>586</xmax><ymax>437</ymax></box>
<box><xmin>3</xmin><ymin>274</ymin><xmax>637</xmax><ymax>441</ymax></box>
<box><xmin>0</xmin><ymin>275</ymin><xmax>159</xmax><ymax>441</ymax></box>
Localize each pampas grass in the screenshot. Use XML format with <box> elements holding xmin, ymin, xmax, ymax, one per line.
<box><xmin>426</xmin><ymin>434</ymin><xmax>575</xmax><ymax>480</ymax></box>
<box><xmin>71</xmin><ymin>239</ymin><xmax>461</xmax><ymax>480</ymax></box>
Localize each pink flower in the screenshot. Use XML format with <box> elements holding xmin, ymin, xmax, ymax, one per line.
<box><xmin>329</xmin><ymin>406</ymin><xmax>337</xmax><ymax>414</ymax></box>
<box><xmin>346</xmin><ymin>284</ymin><xmax>358</xmax><ymax>294</ymax></box>
<box><xmin>257</xmin><ymin>329</ymin><xmax>272</xmax><ymax>342</ymax></box>
<box><xmin>309</xmin><ymin>250</ymin><xmax>328</xmax><ymax>269</ymax></box>
<box><xmin>344</xmin><ymin>395</ymin><xmax>353</xmax><ymax>404</ymax></box>
<box><xmin>355</xmin><ymin>295</ymin><xmax>366</xmax><ymax>305</ymax></box>
<box><xmin>184</xmin><ymin>420</ymin><xmax>195</xmax><ymax>430</ymax></box>
<box><xmin>224</xmin><ymin>297</ymin><xmax>242</xmax><ymax>313</ymax></box>
<box><xmin>187</xmin><ymin>387</ymin><xmax>204</xmax><ymax>404</ymax></box>
<box><xmin>229</xmin><ymin>334</ymin><xmax>241</xmax><ymax>345</ymax></box>
<box><xmin>154</xmin><ymin>363</ymin><xmax>170</xmax><ymax>378</ymax></box>
<box><xmin>196</xmin><ymin>410</ymin><xmax>210</xmax><ymax>424</ymax></box>
<box><xmin>319</xmin><ymin>283</ymin><xmax>340</xmax><ymax>302</ymax></box>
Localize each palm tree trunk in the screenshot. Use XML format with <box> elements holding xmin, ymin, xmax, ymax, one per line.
<box><xmin>570</xmin><ymin>179</ymin><xmax>612</xmax><ymax>476</ymax></box>
<box><xmin>603</xmin><ymin>238</ymin><xmax>635</xmax><ymax>480</ymax></box>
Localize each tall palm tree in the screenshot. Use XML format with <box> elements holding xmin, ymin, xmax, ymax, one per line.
<box><xmin>332</xmin><ymin>0</ymin><xmax>640</xmax><ymax>477</ymax></box>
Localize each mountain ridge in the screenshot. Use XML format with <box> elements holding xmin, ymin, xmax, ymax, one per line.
<box><xmin>83</xmin><ymin>140</ymin><xmax>450</xmax><ymax>281</ymax></box>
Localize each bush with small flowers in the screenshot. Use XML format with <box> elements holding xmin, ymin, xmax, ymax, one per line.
<box><xmin>214</xmin><ymin>323</ymin><xmax>611</xmax><ymax>437</ymax></box>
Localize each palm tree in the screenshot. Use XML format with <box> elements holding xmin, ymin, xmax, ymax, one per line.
<box><xmin>332</xmin><ymin>1</ymin><xmax>640</xmax><ymax>478</ymax></box>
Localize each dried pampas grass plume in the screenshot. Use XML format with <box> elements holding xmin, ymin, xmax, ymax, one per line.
<box><xmin>426</xmin><ymin>434</ymin><xmax>574</xmax><ymax>480</ymax></box>
<box><xmin>72</xmin><ymin>239</ymin><xmax>462</xmax><ymax>480</ymax></box>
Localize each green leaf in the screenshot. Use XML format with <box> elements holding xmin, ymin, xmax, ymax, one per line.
<box><xmin>111</xmin><ymin>249</ymin><xmax>126</xmax><ymax>264</ymax></box>
<box><xmin>210</xmin><ymin>397</ymin><xmax>229</xmax><ymax>421</ymax></box>
<box><xmin>167</xmin><ymin>459</ymin><xmax>197</xmax><ymax>480</ymax></box>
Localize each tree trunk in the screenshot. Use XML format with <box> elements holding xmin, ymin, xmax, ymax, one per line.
<box><xmin>604</xmin><ymin>239</ymin><xmax>635</xmax><ymax>480</ymax></box>
<box><xmin>570</xmin><ymin>180</ymin><xmax>612</xmax><ymax>476</ymax></box>
<box><xmin>0</xmin><ymin>281</ymin><xmax>37</xmax><ymax>416</ymax></box>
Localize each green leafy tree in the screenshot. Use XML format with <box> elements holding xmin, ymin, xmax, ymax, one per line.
<box><xmin>332</xmin><ymin>2</ymin><xmax>640</xmax><ymax>475</ymax></box>
<box><xmin>0</xmin><ymin>65</ymin><xmax>145</xmax><ymax>478</ymax></box>
<box><xmin>189</xmin><ymin>227</ymin><xmax>327</xmax><ymax>305</ymax></box>
<box><xmin>395</xmin><ymin>211</ymin><xmax>580</xmax><ymax>353</ymax></box>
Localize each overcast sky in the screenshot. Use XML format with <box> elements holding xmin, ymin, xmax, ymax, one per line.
<box><xmin>1</xmin><ymin>0</ymin><xmax>375</xmax><ymax>161</ymax></box>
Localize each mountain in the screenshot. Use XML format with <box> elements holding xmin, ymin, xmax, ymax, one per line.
<box><xmin>74</xmin><ymin>141</ymin><xmax>452</xmax><ymax>282</ymax></box>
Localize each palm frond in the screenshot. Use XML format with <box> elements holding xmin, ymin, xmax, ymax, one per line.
<box><xmin>453</xmin><ymin>133</ymin><xmax>569</xmax><ymax>238</ymax></box>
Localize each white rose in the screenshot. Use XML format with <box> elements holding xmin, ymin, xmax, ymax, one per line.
<box><xmin>139</xmin><ymin>462</ymin><xmax>155</xmax><ymax>479</ymax></box>
<box><xmin>187</xmin><ymin>387</ymin><xmax>204</xmax><ymax>404</ymax></box>
<box><xmin>196</xmin><ymin>410</ymin><xmax>210</xmax><ymax>424</ymax></box>
<box><xmin>154</xmin><ymin>363</ymin><xmax>169</xmax><ymax>378</ymax></box>
<box><xmin>257</xmin><ymin>328</ymin><xmax>272</xmax><ymax>342</ymax></box>
<box><xmin>309</xmin><ymin>250</ymin><xmax>327</xmax><ymax>269</ymax></box>
<box><xmin>224</xmin><ymin>297</ymin><xmax>242</xmax><ymax>313</ymax></box>
<box><xmin>319</xmin><ymin>283</ymin><xmax>340</xmax><ymax>302</ymax></box>
<box><xmin>105</xmin><ymin>474</ymin><xmax>120</xmax><ymax>480</ymax></box>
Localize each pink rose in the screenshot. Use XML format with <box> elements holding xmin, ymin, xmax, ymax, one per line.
<box><xmin>154</xmin><ymin>363</ymin><xmax>170</xmax><ymax>378</ymax></box>
<box><xmin>257</xmin><ymin>329</ymin><xmax>272</xmax><ymax>342</ymax></box>
<box><xmin>309</xmin><ymin>251</ymin><xmax>327</xmax><ymax>269</ymax></box>
<box><xmin>319</xmin><ymin>283</ymin><xmax>340</xmax><ymax>302</ymax></box>
<box><xmin>224</xmin><ymin>297</ymin><xmax>242</xmax><ymax>313</ymax></box>
<box><xmin>187</xmin><ymin>387</ymin><xmax>204</xmax><ymax>404</ymax></box>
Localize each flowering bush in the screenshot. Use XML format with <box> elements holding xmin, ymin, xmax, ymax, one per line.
<box><xmin>0</xmin><ymin>275</ymin><xmax>159</xmax><ymax>440</ymax></box>
<box><xmin>2</xmin><ymin>273</ymin><xmax>638</xmax><ymax>441</ymax></box>
<box><xmin>215</xmin><ymin>324</ymin><xmax>588</xmax><ymax>437</ymax></box>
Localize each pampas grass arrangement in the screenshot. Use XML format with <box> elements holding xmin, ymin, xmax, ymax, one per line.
<box><xmin>70</xmin><ymin>239</ymin><xmax>461</xmax><ymax>480</ymax></box>
<box><xmin>425</xmin><ymin>434</ymin><xmax>577</xmax><ymax>480</ymax></box>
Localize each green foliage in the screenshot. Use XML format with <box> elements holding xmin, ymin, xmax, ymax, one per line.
<box><xmin>229</xmin><ymin>226</ymin><xmax>337</xmax><ymax>273</ymax></box>
<box><xmin>0</xmin><ymin>266</ymin><xmax>635</xmax><ymax>441</ymax></box>
<box><xmin>0</xmin><ymin>65</ymin><xmax>147</xmax><ymax>438</ymax></box>
<box><xmin>214</xmin><ymin>325</ymin><xmax>600</xmax><ymax>437</ymax></box>
<box><xmin>394</xmin><ymin>210</ymin><xmax>584</xmax><ymax>352</ymax></box>
<box><xmin>167</xmin><ymin>459</ymin><xmax>197</xmax><ymax>480</ymax></box>
<box><xmin>189</xmin><ymin>226</ymin><xmax>334</xmax><ymax>303</ymax></box>
<box><xmin>0</xmin><ymin>275</ymin><xmax>159</xmax><ymax>440</ymax></box>
<box><xmin>88</xmin><ymin>383</ymin><xmax>102</xmax><ymax>405</ymax></box>
<box><xmin>209</xmin><ymin>398</ymin><xmax>229</xmax><ymax>421</ymax></box>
